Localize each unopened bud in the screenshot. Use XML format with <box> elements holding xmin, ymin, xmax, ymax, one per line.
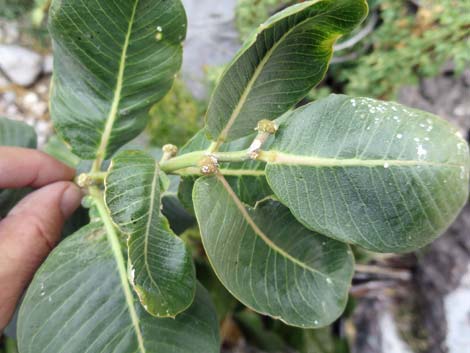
<box><xmin>162</xmin><ymin>144</ymin><xmax>178</xmax><ymax>157</ymax></box>
<box><xmin>256</xmin><ymin>119</ymin><xmax>278</xmax><ymax>134</ymax></box>
<box><xmin>199</xmin><ymin>155</ymin><xmax>219</xmax><ymax>175</ymax></box>
<box><xmin>77</xmin><ymin>173</ymin><xmax>92</xmax><ymax>188</ymax></box>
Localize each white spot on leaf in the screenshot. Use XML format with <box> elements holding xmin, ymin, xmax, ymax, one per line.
<box><xmin>417</xmin><ymin>145</ymin><xmax>427</xmax><ymax>159</ymax></box>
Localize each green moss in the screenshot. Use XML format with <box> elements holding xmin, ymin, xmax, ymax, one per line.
<box><xmin>0</xmin><ymin>0</ymin><xmax>33</xmax><ymax>19</ymax></box>
<box><xmin>235</xmin><ymin>0</ymin><xmax>296</xmax><ymax>41</ymax></box>
<box><xmin>344</xmin><ymin>0</ymin><xmax>470</xmax><ymax>98</ymax></box>
<box><xmin>147</xmin><ymin>77</ymin><xmax>204</xmax><ymax>147</ymax></box>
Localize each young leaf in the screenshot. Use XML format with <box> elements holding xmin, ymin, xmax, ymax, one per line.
<box><xmin>265</xmin><ymin>95</ymin><xmax>470</xmax><ymax>253</ymax></box>
<box><xmin>105</xmin><ymin>150</ymin><xmax>196</xmax><ymax>317</ymax></box>
<box><xmin>205</xmin><ymin>0</ymin><xmax>368</xmax><ymax>144</ymax></box>
<box><xmin>49</xmin><ymin>0</ymin><xmax>187</xmax><ymax>160</ymax></box>
<box><xmin>193</xmin><ymin>175</ymin><xmax>354</xmax><ymax>328</ymax></box>
<box><xmin>17</xmin><ymin>222</ymin><xmax>220</xmax><ymax>353</ymax></box>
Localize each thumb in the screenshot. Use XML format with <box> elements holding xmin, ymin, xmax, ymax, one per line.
<box><xmin>0</xmin><ymin>181</ymin><xmax>82</xmax><ymax>330</ymax></box>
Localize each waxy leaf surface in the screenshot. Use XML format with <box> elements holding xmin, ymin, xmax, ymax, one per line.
<box><xmin>17</xmin><ymin>221</ymin><xmax>220</xmax><ymax>353</ymax></box>
<box><xmin>105</xmin><ymin>150</ymin><xmax>196</xmax><ymax>317</ymax></box>
<box><xmin>265</xmin><ymin>95</ymin><xmax>470</xmax><ymax>252</ymax></box>
<box><xmin>205</xmin><ymin>0</ymin><xmax>368</xmax><ymax>143</ymax></box>
<box><xmin>49</xmin><ymin>0</ymin><xmax>187</xmax><ymax>159</ymax></box>
<box><xmin>193</xmin><ymin>175</ymin><xmax>354</xmax><ymax>328</ymax></box>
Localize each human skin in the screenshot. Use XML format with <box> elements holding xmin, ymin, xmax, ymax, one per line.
<box><xmin>0</xmin><ymin>147</ymin><xmax>82</xmax><ymax>332</ymax></box>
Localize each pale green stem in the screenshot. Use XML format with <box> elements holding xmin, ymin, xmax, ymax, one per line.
<box><xmin>91</xmin><ymin>158</ymin><xmax>102</xmax><ymax>174</ymax></box>
<box><xmin>159</xmin><ymin>149</ymin><xmax>254</xmax><ymax>174</ymax></box>
<box><xmin>87</xmin><ymin>171</ymin><xmax>107</xmax><ymax>182</ymax></box>
<box><xmin>159</xmin><ymin>151</ymin><xmax>205</xmax><ymax>172</ymax></box>
<box><xmin>89</xmin><ymin>187</ymin><xmax>146</xmax><ymax>352</ymax></box>
<box><xmin>207</xmin><ymin>141</ymin><xmax>219</xmax><ymax>153</ymax></box>
<box><xmin>172</xmin><ymin>167</ymin><xmax>266</xmax><ymax>177</ymax></box>
<box><xmin>76</xmin><ymin>171</ymin><xmax>107</xmax><ymax>188</ymax></box>
<box><xmin>215</xmin><ymin>150</ymin><xmax>251</xmax><ymax>162</ymax></box>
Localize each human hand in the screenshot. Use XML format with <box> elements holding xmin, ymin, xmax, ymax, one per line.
<box><xmin>0</xmin><ymin>147</ymin><xmax>82</xmax><ymax>332</ymax></box>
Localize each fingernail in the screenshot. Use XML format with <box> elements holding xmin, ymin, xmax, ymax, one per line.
<box><xmin>60</xmin><ymin>184</ymin><xmax>82</xmax><ymax>218</ymax></box>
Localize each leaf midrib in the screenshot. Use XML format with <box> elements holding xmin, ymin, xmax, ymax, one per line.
<box><xmin>212</xmin><ymin>11</ymin><xmax>321</xmax><ymax>146</ymax></box>
<box><xmin>95</xmin><ymin>0</ymin><xmax>139</xmax><ymax>165</ymax></box>
<box><xmin>216</xmin><ymin>174</ymin><xmax>330</xmax><ymax>279</ymax></box>
<box><xmin>262</xmin><ymin>151</ymin><xmax>464</xmax><ymax>168</ymax></box>
<box><xmin>139</xmin><ymin>163</ymin><xmax>167</xmax><ymax>307</ymax></box>
<box><xmin>90</xmin><ymin>186</ymin><xmax>146</xmax><ymax>353</ymax></box>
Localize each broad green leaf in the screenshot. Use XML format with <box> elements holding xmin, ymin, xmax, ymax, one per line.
<box><xmin>105</xmin><ymin>150</ymin><xmax>196</xmax><ymax>317</ymax></box>
<box><xmin>205</xmin><ymin>0</ymin><xmax>368</xmax><ymax>143</ymax></box>
<box><xmin>193</xmin><ymin>175</ymin><xmax>354</xmax><ymax>328</ymax></box>
<box><xmin>265</xmin><ymin>94</ymin><xmax>470</xmax><ymax>253</ymax></box>
<box><xmin>17</xmin><ymin>221</ymin><xmax>220</xmax><ymax>353</ymax></box>
<box><xmin>49</xmin><ymin>0</ymin><xmax>187</xmax><ymax>160</ymax></box>
<box><xmin>0</xmin><ymin>117</ymin><xmax>37</xmax><ymax>217</ymax></box>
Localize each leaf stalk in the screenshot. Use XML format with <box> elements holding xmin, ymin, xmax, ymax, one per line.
<box><xmin>89</xmin><ymin>186</ymin><xmax>146</xmax><ymax>352</ymax></box>
<box><xmin>160</xmin><ymin>149</ymin><xmax>253</xmax><ymax>173</ymax></box>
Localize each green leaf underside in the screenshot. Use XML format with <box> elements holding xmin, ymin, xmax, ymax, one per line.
<box><xmin>178</xmin><ymin>130</ymin><xmax>273</xmax><ymax>206</ymax></box>
<box><xmin>0</xmin><ymin>117</ymin><xmax>37</xmax><ymax>148</ymax></box>
<box><xmin>193</xmin><ymin>175</ymin><xmax>354</xmax><ymax>328</ymax></box>
<box><xmin>205</xmin><ymin>0</ymin><xmax>368</xmax><ymax>143</ymax></box>
<box><xmin>0</xmin><ymin>117</ymin><xmax>37</xmax><ymax>217</ymax></box>
<box><xmin>265</xmin><ymin>95</ymin><xmax>470</xmax><ymax>252</ymax></box>
<box><xmin>49</xmin><ymin>0</ymin><xmax>187</xmax><ymax>160</ymax></box>
<box><xmin>105</xmin><ymin>150</ymin><xmax>196</xmax><ymax>317</ymax></box>
<box><xmin>17</xmin><ymin>221</ymin><xmax>220</xmax><ymax>353</ymax></box>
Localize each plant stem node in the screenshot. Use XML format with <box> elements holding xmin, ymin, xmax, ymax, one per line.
<box><xmin>77</xmin><ymin>173</ymin><xmax>92</xmax><ymax>188</ymax></box>
<box><xmin>199</xmin><ymin>155</ymin><xmax>219</xmax><ymax>175</ymax></box>
<box><xmin>162</xmin><ymin>144</ymin><xmax>178</xmax><ymax>156</ymax></box>
<box><xmin>256</xmin><ymin>119</ymin><xmax>278</xmax><ymax>134</ymax></box>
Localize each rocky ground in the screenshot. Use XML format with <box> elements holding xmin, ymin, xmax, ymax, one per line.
<box><xmin>1</xmin><ymin>2</ymin><xmax>469</xmax><ymax>353</ymax></box>
<box><xmin>0</xmin><ymin>18</ymin><xmax>53</xmax><ymax>147</ymax></box>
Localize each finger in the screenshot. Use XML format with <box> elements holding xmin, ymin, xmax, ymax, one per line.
<box><xmin>0</xmin><ymin>181</ymin><xmax>82</xmax><ymax>330</ymax></box>
<box><xmin>0</xmin><ymin>147</ymin><xmax>76</xmax><ymax>189</ymax></box>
